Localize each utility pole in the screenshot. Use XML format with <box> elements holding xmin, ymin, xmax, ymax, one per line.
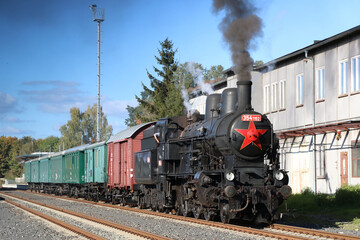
<box><xmin>90</xmin><ymin>4</ymin><xmax>104</xmax><ymax>142</ymax></box>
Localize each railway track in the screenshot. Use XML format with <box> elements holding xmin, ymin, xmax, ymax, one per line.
<box><xmin>270</xmin><ymin>224</ymin><xmax>360</xmax><ymax>240</ymax></box>
<box><xmin>3</xmin><ymin>197</ymin><xmax>105</xmax><ymax>240</ymax></box>
<box><xmin>8</xmin><ymin>190</ymin><xmax>360</xmax><ymax>240</ymax></box>
<box><xmin>1</xmin><ymin>191</ymin><xmax>170</xmax><ymax>240</ymax></box>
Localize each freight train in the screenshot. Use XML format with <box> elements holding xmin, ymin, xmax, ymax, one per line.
<box><xmin>25</xmin><ymin>81</ymin><xmax>291</xmax><ymax>224</ymax></box>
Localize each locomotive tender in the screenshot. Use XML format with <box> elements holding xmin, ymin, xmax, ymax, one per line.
<box><xmin>25</xmin><ymin>80</ymin><xmax>291</xmax><ymax>224</ymax></box>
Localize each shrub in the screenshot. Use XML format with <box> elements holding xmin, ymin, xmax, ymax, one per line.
<box><xmin>334</xmin><ymin>184</ymin><xmax>360</xmax><ymax>206</ymax></box>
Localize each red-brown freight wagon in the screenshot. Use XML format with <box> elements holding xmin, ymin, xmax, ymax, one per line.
<box><xmin>106</xmin><ymin>122</ymin><xmax>154</xmax><ymax>203</ymax></box>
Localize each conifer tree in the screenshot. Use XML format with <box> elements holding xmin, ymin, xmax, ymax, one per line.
<box><xmin>135</xmin><ymin>38</ymin><xmax>184</xmax><ymax>122</ymax></box>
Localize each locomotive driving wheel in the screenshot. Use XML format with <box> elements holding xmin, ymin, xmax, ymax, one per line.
<box><xmin>203</xmin><ymin>208</ymin><xmax>215</xmax><ymax>221</ymax></box>
<box><xmin>192</xmin><ymin>205</ymin><xmax>203</xmax><ymax>219</ymax></box>
<box><xmin>181</xmin><ymin>200</ymin><xmax>192</xmax><ymax>217</ymax></box>
<box><xmin>220</xmin><ymin>203</ymin><xmax>230</xmax><ymax>224</ymax></box>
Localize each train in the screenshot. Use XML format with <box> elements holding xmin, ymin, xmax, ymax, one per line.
<box><xmin>25</xmin><ymin>80</ymin><xmax>291</xmax><ymax>224</ymax></box>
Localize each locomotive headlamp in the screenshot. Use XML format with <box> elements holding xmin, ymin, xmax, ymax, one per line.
<box><xmin>274</xmin><ymin>171</ymin><xmax>284</xmax><ymax>181</ymax></box>
<box><xmin>225</xmin><ymin>172</ymin><xmax>235</xmax><ymax>181</ymax></box>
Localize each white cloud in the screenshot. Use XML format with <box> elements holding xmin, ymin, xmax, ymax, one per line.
<box><xmin>0</xmin><ymin>126</ymin><xmax>32</xmax><ymax>136</ymax></box>
<box><xmin>102</xmin><ymin>98</ymin><xmax>137</xmax><ymax>117</ymax></box>
<box><xmin>19</xmin><ymin>80</ymin><xmax>87</xmax><ymax>114</ymax></box>
<box><xmin>4</xmin><ymin>116</ymin><xmax>23</xmax><ymax>123</ymax></box>
<box><xmin>0</xmin><ymin>92</ymin><xmax>19</xmax><ymax>114</ymax></box>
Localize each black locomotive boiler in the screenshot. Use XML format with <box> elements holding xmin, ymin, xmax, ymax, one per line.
<box><xmin>134</xmin><ymin>80</ymin><xmax>291</xmax><ymax>224</ymax></box>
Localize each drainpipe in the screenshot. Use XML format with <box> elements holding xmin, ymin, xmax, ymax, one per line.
<box><xmin>305</xmin><ymin>50</ymin><xmax>317</xmax><ymax>193</ymax></box>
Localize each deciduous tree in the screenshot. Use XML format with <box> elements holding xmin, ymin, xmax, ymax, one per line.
<box><xmin>60</xmin><ymin>104</ymin><xmax>112</xmax><ymax>149</ymax></box>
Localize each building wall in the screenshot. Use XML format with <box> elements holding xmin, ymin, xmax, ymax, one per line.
<box><xmin>256</xmin><ymin>35</ymin><xmax>360</xmax><ymax>193</ymax></box>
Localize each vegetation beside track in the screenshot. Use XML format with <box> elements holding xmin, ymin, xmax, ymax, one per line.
<box><xmin>279</xmin><ymin>184</ymin><xmax>360</xmax><ymax>231</ymax></box>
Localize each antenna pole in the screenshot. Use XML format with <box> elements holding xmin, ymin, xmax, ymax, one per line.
<box><xmin>90</xmin><ymin>5</ymin><xmax>104</xmax><ymax>142</ymax></box>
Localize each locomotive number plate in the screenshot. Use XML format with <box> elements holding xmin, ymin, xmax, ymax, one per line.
<box><xmin>242</xmin><ymin>114</ymin><xmax>261</xmax><ymax>122</ymax></box>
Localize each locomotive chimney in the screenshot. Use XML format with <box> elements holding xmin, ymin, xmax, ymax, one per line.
<box><xmin>237</xmin><ymin>80</ymin><xmax>252</xmax><ymax>112</ymax></box>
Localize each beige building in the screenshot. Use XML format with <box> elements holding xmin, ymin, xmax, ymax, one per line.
<box><xmin>190</xmin><ymin>25</ymin><xmax>360</xmax><ymax>193</ymax></box>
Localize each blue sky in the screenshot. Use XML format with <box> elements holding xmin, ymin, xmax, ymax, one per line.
<box><xmin>1</xmin><ymin>0</ymin><xmax>359</xmax><ymax>139</ymax></box>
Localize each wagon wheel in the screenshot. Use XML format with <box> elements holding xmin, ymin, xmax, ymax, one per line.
<box><xmin>94</xmin><ymin>190</ymin><xmax>99</xmax><ymax>202</ymax></box>
<box><xmin>86</xmin><ymin>190</ymin><xmax>90</xmax><ymax>200</ymax></box>
<box><xmin>111</xmin><ymin>193</ymin><xmax>117</xmax><ymax>205</ymax></box>
<box><xmin>193</xmin><ymin>205</ymin><xmax>203</xmax><ymax>219</ymax></box>
<box><xmin>138</xmin><ymin>197</ymin><xmax>146</xmax><ymax>209</ymax></box>
<box><xmin>203</xmin><ymin>208</ymin><xmax>215</xmax><ymax>221</ymax></box>
<box><xmin>74</xmin><ymin>188</ymin><xmax>79</xmax><ymax>199</ymax></box>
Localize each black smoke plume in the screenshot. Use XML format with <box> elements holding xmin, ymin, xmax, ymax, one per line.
<box><xmin>213</xmin><ymin>0</ymin><xmax>262</xmax><ymax>82</ymax></box>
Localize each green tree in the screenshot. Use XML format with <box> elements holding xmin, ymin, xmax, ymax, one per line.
<box><xmin>254</xmin><ymin>60</ymin><xmax>264</xmax><ymax>67</ymax></box>
<box><xmin>204</xmin><ymin>65</ymin><xmax>225</xmax><ymax>81</ymax></box>
<box><xmin>174</xmin><ymin>62</ymin><xmax>204</xmax><ymax>89</ymax></box>
<box><xmin>17</xmin><ymin>136</ymin><xmax>37</xmax><ymax>155</ymax></box>
<box><xmin>37</xmin><ymin>136</ymin><xmax>60</xmax><ymax>152</ymax></box>
<box><xmin>125</xmin><ymin>105</ymin><xmax>139</xmax><ymax>127</ymax></box>
<box><xmin>82</xmin><ymin>104</ymin><xmax>112</xmax><ymax>142</ymax></box>
<box><xmin>0</xmin><ymin>136</ymin><xmax>24</xmax><ymax>178</ymax></box>
<box><xmin>60</xmin><ymin>107</ymin><xmax>82</xmax><ymax>149</ymax></box>
<box><xmin>60</xmin><ymin>104</ymin><xmax>112</xmax><ymax>149</ymax></box>
<box><xmin>135</xmin><ymin>38</ymin><xmax>184</xmax><ymax>122</ymax></box>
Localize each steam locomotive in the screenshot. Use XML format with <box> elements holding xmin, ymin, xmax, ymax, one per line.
<box><xmin>134</xmin><ymin>81</ymin><xmax>291</xmax><ymax>224</ymax></box>
<box><xmin>25</xmin><ymin>80</ymin><xmax>291</xmax><ymax>224</ymax></box>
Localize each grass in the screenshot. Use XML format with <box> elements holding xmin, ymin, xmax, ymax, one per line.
<box><xmin>279</xmin><ymin>185</ymin><xmax>360</xmax><ymax>230</ymax></box>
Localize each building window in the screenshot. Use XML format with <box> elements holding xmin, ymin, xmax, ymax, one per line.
<box><xmin>264</xmin><ymin>84</ymin><xmax>270</xmax><ymax>113</ymax></box>
<box><xmin>339</xmin><ymin>60</ymin><xmax>349</xmax><ymax>95</ymax></box>
<box><xmin>351</xmin><ymin>56</ymin><xmax>360</xmax><ymax>93</ymax></box>
<box><xmin>352</xmin><ymin>142</ymin><xmax>360</xmax><ymax>177</ymax></box>
<box><xmin>316</xmin><ymin>145</ymin><xmax>326</xmax><ymax>178</ymax></box>
<box><xmin>279</xmin><ymin>80</ymin><xmax>286</xmax><ymax>109</ymax></box>
<box><xmin>271</xmin><ymin>82</ymin><xmax>278</xmax><ymax>111</ymax></box>
<box><xmin>296</xmin><ymin>74</ymin><xmax>304</xmax><ymax>106</ymax></box>
<box><xmin>316</xmin><ymin>67</ymin><xmax>325</xmax><ymax>100</ymax></box>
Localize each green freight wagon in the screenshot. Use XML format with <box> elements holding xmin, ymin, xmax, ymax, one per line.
<box><xmin>63</xmin><ymin>145</ymin><xmax>88</xmax><ymax>184</ymax></box>
<box><xmin>39</xmin><ymin>158</ymin><xmax>50</xmax><ymax>183</ymax></box>
<box><xmin>24</xmin><ymin>161</ymin><xmax>31</xmax><ymax>183</ymax></box>
<box><xmin>30</xmin><ymin>160</ymin><xmax>40</xmax><ymax>183</ymax></box>
<box><xmin>49</xmin><ymin>153</ymin><xmax>64</xmax><ymax>183</ymax></box>
<box><xmin>84</xmin><ymin>141</ymin><xmax>107</xmax><ymax>184</ymax></box>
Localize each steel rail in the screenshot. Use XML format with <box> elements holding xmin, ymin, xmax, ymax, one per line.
<box><xmin>2</xmin><ymin>192</ymin><xmax>170</xmax><ymax>240</ymax></box>
<box><xmin>18</xmin><ymin>191</ymin><xmax>313</xmax><ymax>240</ymax></box>
<box><xmin>271</xmin><ymin>223</ymin><xmax>360</xmax><ymax>240</ymax></box>
<box><xmin>4</xmin><ymin>198</ymin><xmax>106</xmax><ymax>240</ymax></box>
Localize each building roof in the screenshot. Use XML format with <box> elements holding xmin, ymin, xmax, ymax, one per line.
<box><xmin>107</xmin><ymin>122</ymin><xmax>155</xmax><ymax>143</ymax></box>
<box><xmin>255</xmin><ymin>25</ymin><xmax>360</xmax><ymax>72</ymax></box>
<box><xmin>276</xmin><ymin>120</ymin><xmax>360</xmax><ymax>139</ymax></box>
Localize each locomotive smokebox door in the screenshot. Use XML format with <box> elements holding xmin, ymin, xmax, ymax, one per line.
<box><xmin>230</xmin><ymin>112</ymin><xmax>272</xmax><ymax>160</ymax></box>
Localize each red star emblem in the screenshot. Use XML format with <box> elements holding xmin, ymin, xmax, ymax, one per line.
<box><xmin>235</xmin><ymin>121</ymin><xmax>268</xmax><ymax>150</ymax></box>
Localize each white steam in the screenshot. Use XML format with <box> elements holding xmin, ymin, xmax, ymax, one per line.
<box><xmin>181</xmin><ymin>62</ymin><xmax>215</xmax><ymax>114</ymax></box>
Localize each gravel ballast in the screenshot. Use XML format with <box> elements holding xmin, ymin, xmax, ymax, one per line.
<box><xmin>0</xmin><ymin>198</ymin><xmax>83</xmax><ymax>240</ymax></box>
<box><xmin>1</xmin><ymin>191</ymin><xmax>272</xmax><ymax>240</ymax></box>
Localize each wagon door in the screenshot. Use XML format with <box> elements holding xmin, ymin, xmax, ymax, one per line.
<box><xmin>114</xmin><ymin>142</ymin><xmax>121</xmax><ymax>187</ymax></box>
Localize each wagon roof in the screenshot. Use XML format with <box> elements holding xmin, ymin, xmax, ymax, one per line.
<box><xmin>107</xmin><ymin>122</ymin><xmax>155</xmax><ymax>143</ymax></box>
<box><xmin>64</xmin><ymin>144</ymin><xmax>91</xmax><ymax>154</ymax></box>
<box><xmin>84</xmin><ymin>141</ymin><xmax>106</xmax><ymax>150</ymax></box>
<box><xmin>26</xmin><ymin>155</ymin><xmax>50</xmax><ymax>163</ymax></box>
